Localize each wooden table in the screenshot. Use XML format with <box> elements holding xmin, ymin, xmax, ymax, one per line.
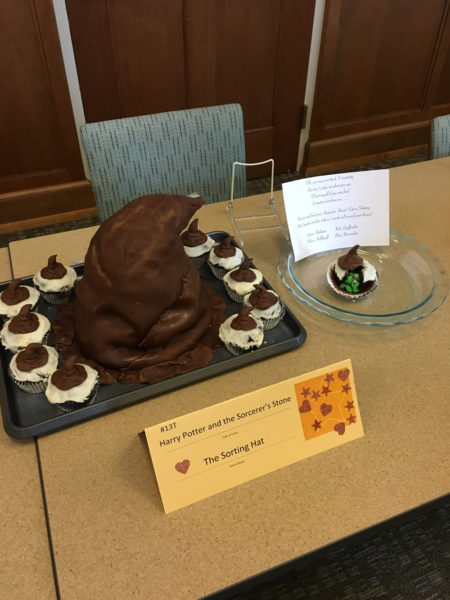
<box><xmin>3</xmin><ymin>158</ymin><xmax>450</xmax><ymax>599</ymax></box>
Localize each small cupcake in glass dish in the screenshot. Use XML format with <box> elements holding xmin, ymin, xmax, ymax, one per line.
<box><xmin>223</xmin><ymin>258</ymin><xmax>263</xmax><ymax>303</ymax></box>
<box><xmin>243</xmin><ymin>284</ymin><xmax>285</xmax><ymax>330</ymax></box>
<box><xmin>327</xmin><ymin>245</ymin><xmax>378</xmax><ymax>300</ymax></box>
<box><xmin>219</xmin><ymin>306</ymin><xmax>264</xmax><ymax>356</ymax></box>
<box><xmin>207</xmin><ymin>236</ymin><xmax>244</xmax><ymax>280</ymax></box>
<box><xmin>9</xmin><ymin>342</ymin><xmax>58</xmax><ymax>393</ymax></box>
<box><xmin>0</xmin><ymin>278</ymin><xmax>40</xmax><ymax>322</ymax></box>
<box><xmin>0</xmin><ymin>304</ymin><xmax>51</xmax><ymax>353</ymax></box>
<box><xmin>33</xmin><ymin>255</ymin><xmax>77</xmax><ymax>304</ymax></box>
<box><xmin>180</xmin><ymin>218</ymin><xmax>216</xmax><ymax>268</ymax></box>
<box><xmin>45</xmin><ymin>355</ymin><xmax>99</xmax><ymax>412</ymax></box>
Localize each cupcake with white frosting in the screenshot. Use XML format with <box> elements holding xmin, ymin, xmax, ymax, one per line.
<box><xmin>180</xmin><ymin>219</ymin><xmax>215</xmax><ymax>268</ymax></box>
<box><xmin>207</xmin><ymin>237</ymin><xmax>244</xmax><ymax>280</ymax></box>
<box><xmin>219</xmin><ymin>306</ymin><xmax>264</xmax><ymax>355</ymax></box>
<box><xmin>9</xmin><ymin>342</ymin><xmax>58</xmax><ymax>393</ymax></box>
<box><xmin>0</xmin><ymin>304</ymin><xmax>50</xmax><ymax>352</ymax></box>
<box><xmin>223</xmin><ymin>258</ymin><xmax>263</xmax><ymax>303</ymax></box>
<box><xmin>327</xmin><ymin>245</ymin><xmax>378</xmax><ymax>300</ymax></box>
<box><xmin>33</xmin><ymin>255</ymin><xmax>77</xmax><ymax>304</ymax></box>
<box><xmin>45</xmin><ymin>355</ymin><xmax>98</xmax><ymax>411</ymax></box>
<box><xmin>243</xmin><ymin>284</ymin><xmax>285</xmax><ymax>330</ymax></box>
<box><xmin>0</xmin><ymin>278</ymin><xmax>40</xmax><ymax>321</ymax></box>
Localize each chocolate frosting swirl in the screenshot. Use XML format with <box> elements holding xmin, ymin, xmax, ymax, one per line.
<box><xmin>41</xmin><ymin>255</ymin><xmax>67</xmax><ymax>280</ymax></box>
<box><xmin>230</xmin><ymin>258</ymin><xmax>256</xmax><ymax>283</ymax></box>
<box><xmin>248</xmin><ymin>284</ymin><xmax>277</xmax><ymax>309</ymax></box>
<box><xmin>16</xmin><ymin>343</ymin><xmax>48</xmax><ymax>372</ymax></box>
<box><xmin>51</xmin><ymin>355</ymin><xmax>87</xmax><ymax>390</ymax></box>
<box><xmin>337</xmin><ymin>245</ymin><xmax>363</xmax><ymax>271</ymax></box>
<box><xmin>180</xmin><ymin>219</ymin><xmax>207</xmax><ymax>247</ymax></box>
<box><xmin>8</xmin><ymin>304</ymin><xmax>39</xmax><ymax>334</ymax></box>
<box><xmin>1</xmin><ymin>279</ymin><xmax>29</xmax><ymax>306</ymax></box>
<box><xmin>230</xmin><ymin>306</ymin><xmax>258</xmax><ymax>331</ymax></box>
<box><xmin>213</xmin><ymin>237</ymin><xmax>236</xmax><ymax>258</ymax></box>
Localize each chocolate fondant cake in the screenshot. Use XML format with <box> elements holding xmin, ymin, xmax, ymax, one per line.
<box><xmin>52</xmin><ymin>194</ymin><xmax>226</xmax><ymax>384</ymax></box>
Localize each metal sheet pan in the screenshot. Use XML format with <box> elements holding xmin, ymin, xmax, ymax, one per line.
<box><xmin>0</xmin><ymin>232</ymin><xmax>306</xmax><ymax>439</ymax></box>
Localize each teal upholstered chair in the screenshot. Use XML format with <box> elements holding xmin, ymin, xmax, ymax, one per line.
<box><xmin>430</xmin><ymin>114</ymin><xmax>450</xmax><ymax>159</ymax></box>
<box><xmin>80</xmin><ymin>104</ymin><xmax>246</xmax><ymax>222</ymax></box>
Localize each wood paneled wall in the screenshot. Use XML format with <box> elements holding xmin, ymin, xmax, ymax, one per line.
<box><xmin>0</xmin><ymin>0</ymin><xmax>96</xmax><ymax>231</ymax></box>
<box><xmin>303</xmin><ymin>0</ymin><xmax>450</xmax><ymax>175</ymax></box>
<box><xmin>66</xmin><ymin>0</ymin><xmax>315</xmax><ymax>177</ymax></box>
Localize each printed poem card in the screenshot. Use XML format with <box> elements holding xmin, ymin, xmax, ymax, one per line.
<box><xmin>144</xmin><ymin>359</ymin><xmax>364</xmax><ymax>512</ymax></box>
<box><xmin>283</xmin><ymin>169</ymin><xmax>390</xmax><ymax>261</ymax></box>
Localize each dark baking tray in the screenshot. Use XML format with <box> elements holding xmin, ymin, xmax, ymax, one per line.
<box><xmin>0</xmin><ymin>231</ymin><xmax>306</xmax><ymax>439</ymax></box>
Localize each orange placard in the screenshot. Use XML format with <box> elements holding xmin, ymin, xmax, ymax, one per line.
<box><xmin>295</xmin><ymin>366</ymin><xmax>357</xmax><ymax>440</ymax></box>
<box><xmin>144</xmin><ymin>359</ymin><xmax>363</xmax><ymax>512</ymax></box>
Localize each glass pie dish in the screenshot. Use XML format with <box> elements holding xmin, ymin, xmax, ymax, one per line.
<box><xmin>278</xmin><ymin>229</ymin><xmax>448</xmax><ymax>326</ymax></box>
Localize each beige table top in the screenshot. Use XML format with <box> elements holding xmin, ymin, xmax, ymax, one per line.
<box><xmin>6</xmin><ymin>158</ymin><xmax>450</xmax><ymax>600</ymax></box>
<box><xmin>0</xmin><ymin>250</ymin><xmax>55</xmax><ymax>599</ymax></box>
<box><xmin>0</xmin><ymin>247</ymin><xmax>11</xmax><ymax>283</ymax></box>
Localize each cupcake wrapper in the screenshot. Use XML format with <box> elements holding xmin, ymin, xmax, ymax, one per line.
<box><xmin>223</xmin><ymin>283</ymin><xmax>246</xmax><ymax>304</ymax></box>
<box><xmin>224</xmin><ymin>342</ymin><xmax>260</xmax><ymax>356</ymax></box>
<box><xmin>207</xmin><ymin>261</ymin><xmax>228</xmax><ymax>280</ymax></box>
<box><xmin>190</xmin><ymin>254</ymin><xmax>208</xmax><ymax>269</ymax></box>
<box><xmin>8</xmin><ymin>368</ymin><xmax>47</xmax><ymax>394</ymax></box>
<box><xmin>55</xmin><ymin>381</ymin><xmax>99</xmax><ymax>413</ymax></box>
<box><xmin>327</xmin><ymin>268</ymin><xmax>379</xmax><ymax>300</ymax></box>
<box><xmin>261</xmin><ymin>304</ymin><xmax>285</xmax><ymax>330</ymax></box>
<box><xmin>41</xmin><ymin>290</ymin><xmax>73</xmax><ymax>305</ymax></box>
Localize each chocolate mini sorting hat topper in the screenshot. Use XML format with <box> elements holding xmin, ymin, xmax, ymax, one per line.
<box><xmin>214</xmin><ymin>236</ymin><xmax>236</xmax><ymax>257</ymax></box>
<box><xmin>230</xmin><ymin>306</ymin><xmax>257</xmax><ymax>331</ymax></box>
<box><xmin>181</xmin><ymin>219</ymin><xmax>207</xmax><ymax>246</ymax></box>
<box><xmin>1</xmin><ymin>279</ymin><xmax>29</xmax><ymax>305</ymax></box>
<box><xmin>51</xmin><ymin>355</ymin><xmax>87</xmax><ymax>390</ymax></box>
<box><xmin>9</xmin><ymin>304</ymin><xmax>39</xmax><ymax>333</ymax></box>
<box><xmin>41</xmin><ymin>255</ymin><xmax>67</xmax><ymax>279</ymax></box>
<box><xmin>230</xmin><ymin>258</ymin><xmax>256</xmax><ymax>282</ymax></box>
<box><xmin>249</xmin><ymin>284</ymin><xmax>277</xmax><ymax>309</ymax></box>
<box><xmin>337</xmin><ymin>245</ymin><xmax>363</xmax><ymax>271</ymax></box>
<box><xmin>16</xmin><ymin>343</ymin><xmax>48</xmax><ymax>372</ymax></box>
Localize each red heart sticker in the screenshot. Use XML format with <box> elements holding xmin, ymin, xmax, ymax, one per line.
<box><xmin>334</xmin><ymin>422</ymin><xmax>346</xmax><ymax>435</ymax></box>
<box><xmin>338</xmin><ymin>368</ymin><xmax>350</xmax><ymax>381</ymax></box>
<box><xmin>320</xmin><ymin>403</ymin><xmax>332</xmax><ymax>416</ymax></box>
<box><xmin>175</xmin><ymin>459</ymin><xmax>190</xmax><ymax>474</ymax></box>
<box><xmin>299</xmin><ymin>399</ymin><xmax>311</xmax><ymax>413</ymax></box>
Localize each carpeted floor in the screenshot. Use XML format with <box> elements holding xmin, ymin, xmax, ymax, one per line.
<box><xmin>214</xmin><ymin>496</ymin><xmax>450</xmax><ymax>600</ymax></box>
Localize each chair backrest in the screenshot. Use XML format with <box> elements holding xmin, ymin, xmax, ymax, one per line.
<box><xmin>80</xmin><ymin>104</ymin><xmax>246</xmax><ymax>221</ymax></box>
<box><xmin>430</xmin><ymin>114</ymin><xmax>450</xmax><ymax>159</ymax></box>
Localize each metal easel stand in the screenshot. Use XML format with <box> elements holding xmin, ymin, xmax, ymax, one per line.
<box><xmin>227</xmin><ymin>159</ymin><xmax>289</xmax><ymax>246</ymax></box>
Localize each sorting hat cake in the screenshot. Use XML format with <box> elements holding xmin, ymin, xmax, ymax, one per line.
<box><xmin>52</xmin><ymin>194</ymin><xmax>226</xmax><ymax>384</ymax></box>
<box><xmin>327</xmin><ymin>245</ymin><xmax>378</xmax><ymax>299</ymax></box>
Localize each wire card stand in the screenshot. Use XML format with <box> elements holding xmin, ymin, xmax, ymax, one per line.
<box><xmin>227</xmin><ymin>159</ymin><xmax>289</xmax><ymax>246</ymax></box>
